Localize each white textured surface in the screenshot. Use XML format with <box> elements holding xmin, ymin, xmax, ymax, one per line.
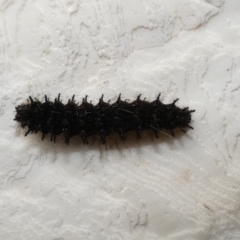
<box><xmin>1</xmin><ymin>0</ymin><xmax>240</xmax><ymax>239</ymax></box>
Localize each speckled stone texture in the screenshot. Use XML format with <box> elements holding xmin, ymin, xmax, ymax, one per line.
<box><xmin>1</xmin><ymin>0</ymin><xmax>240</xmax><ymax>239</ymax></box>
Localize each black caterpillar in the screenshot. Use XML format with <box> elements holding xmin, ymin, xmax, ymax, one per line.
<box><xmin>14</xmin><ymin>94</ymin><xmax>195</xmax><ymax>144</ymax></box>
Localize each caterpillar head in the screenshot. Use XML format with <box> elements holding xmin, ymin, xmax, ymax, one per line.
<box><xmin>162</xmin><ymin>104</ymin><xmax>195</xmax><ymax>132</ymax></box>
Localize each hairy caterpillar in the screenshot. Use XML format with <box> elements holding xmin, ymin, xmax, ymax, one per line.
<box><xmin>14</xmin><ymin>94</ymin><xmax>195</xmax><ymax>144</ymax></box>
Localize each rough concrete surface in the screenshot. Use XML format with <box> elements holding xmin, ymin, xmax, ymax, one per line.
<box><xmin>1</xmin><ymin>0</ymin><xmax>240</xmax><ymax>239</ymax></box>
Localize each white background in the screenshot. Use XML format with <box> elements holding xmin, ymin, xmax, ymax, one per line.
<box><xmin>1</xmin><ymin>0</ymin><xmax>240</xmax><ymax>239</ymax></box>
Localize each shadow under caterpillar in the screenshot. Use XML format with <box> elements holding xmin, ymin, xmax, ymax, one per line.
<box><xmin>14</xmin><ymin>94</ymin><xmax>195</xmax><ymax>145</ymax></box>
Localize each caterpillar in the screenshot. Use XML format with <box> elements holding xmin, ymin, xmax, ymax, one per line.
<box><xmin>14</xmin><ymin>94</ymin><xmax>195</xmax><ymax>145</ymax></box>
